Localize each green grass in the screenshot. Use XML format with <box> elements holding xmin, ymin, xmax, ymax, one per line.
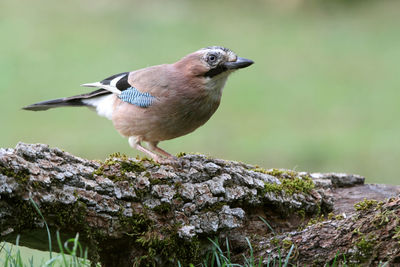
<box><xmin>1</xmin><ymin>0</ymin><xmax>400</xmax><ymax>185</ymax></box>
<box><xmin>0</xmin><ymin>199</ymin><xmax>91</xmax><ymax>267</ymax></box>
<box><xmin>179</xmin><ymin>236</ymin><xmax>294</xmax><ymax>267</ymax></box>
<box><xmin>0</xmin><ymin>234</ymin><xmax>91</xmax><ymax>267</ymax></box>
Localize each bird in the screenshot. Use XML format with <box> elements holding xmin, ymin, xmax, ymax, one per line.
<box><xmin>23</xmin><ymin>46</ymin><xmax>254</xmax><ymax>163</ymax></box>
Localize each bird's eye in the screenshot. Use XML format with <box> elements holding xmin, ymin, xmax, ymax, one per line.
<box><xmin>207</xmin><ymin>54</ymin><xmax>217</xmax><ymax>63</ymax></box>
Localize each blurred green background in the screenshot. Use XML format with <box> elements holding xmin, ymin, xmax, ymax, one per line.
<box><xmin>1</xmin><ymin>0</ymin><xmax>399</xmax><ymax>185</ymax></box>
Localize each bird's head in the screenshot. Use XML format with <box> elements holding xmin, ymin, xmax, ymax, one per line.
<box><xmin>175</xmin><ymin>46</ymin><xmax>254</xmax><ymax>79</ymax></box>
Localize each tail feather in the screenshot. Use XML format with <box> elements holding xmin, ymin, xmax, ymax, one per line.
<box><xmin>22</xmin><ymin>98</ymin><xmax>86</xmax><ymax>111</ymax></box>
<box><xmin>22</xmin><ymin>89</ymin><xmax>110</xmax><ymax>111</ymax></box>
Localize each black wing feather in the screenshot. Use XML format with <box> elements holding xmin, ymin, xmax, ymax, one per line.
<box><xmin>23</xmin><ymin>71</ymin><xmax>131</xmax><ymax>111</ymax></box>
<box><xmin>115</xmin><ymin>74</ymin><xmax>131</xmax><ymax>91</ymax></box>
<box><xmin>100</xmin><ymin>72</ymin><xmax>129</xmax><ymax>85</ymax></box>
<box><xmin>100</xmin><ymin>72</ymin><xmax>131</xmax><ymax>91</ymax></box>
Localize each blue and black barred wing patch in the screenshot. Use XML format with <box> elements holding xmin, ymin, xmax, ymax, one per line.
<box><xmin>118</xmin><ymin>87</ymin><xmax>156</xmax><ymax>108</ymax></box>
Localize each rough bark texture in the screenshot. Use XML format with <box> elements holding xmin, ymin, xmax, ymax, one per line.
<box><xmin>0</xmin><ymin>143</ymin><xmax>399</xmax><ymax>266</ymax></box>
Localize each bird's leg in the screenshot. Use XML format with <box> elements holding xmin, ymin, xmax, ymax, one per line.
<box><xmin>148</xmin><ymin>141</ymin><xmax>178</xmax><ymax>161</ymax></box>
<box><xmin>128</xmin><ymin>136</ymin><xmax>164</xmax><ymax>163</ymax></box>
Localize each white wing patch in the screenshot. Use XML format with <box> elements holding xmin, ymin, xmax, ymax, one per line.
<box><xmin>81</xmin><ymin>81</ymin><xmax>122</xmax><ymax>95</ymax></box>
<box><xmin>109</xmin><ymin>74</ymin><xmax>125</xmax><ymax>87</ymax></box>
<box><xmin>82</xmin><ymin>94</ymin><xmax>116</xmax><ymax>120</ymax></box>
<box><xmin>80</xmin><ymin>73</ymin><xmax>129</xmax><ymax>119</ymax></box>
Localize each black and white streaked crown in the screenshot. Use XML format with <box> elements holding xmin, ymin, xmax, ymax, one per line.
<box><xmin>203</xmin><ymin>46</ymin><xmax>232</xmax><ymax>53</ymax></box>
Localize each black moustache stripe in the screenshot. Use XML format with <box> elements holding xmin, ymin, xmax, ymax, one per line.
<box><xmin>204</xmin><ymin>65</ymin><xmax>227</xmax><ymax>78</ymax></box>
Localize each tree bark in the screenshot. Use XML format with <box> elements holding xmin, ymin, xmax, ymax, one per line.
<box><xmin>0</xmin><ymin>143</ymin><xmax>399</xmax><ymax>266</ymax></box>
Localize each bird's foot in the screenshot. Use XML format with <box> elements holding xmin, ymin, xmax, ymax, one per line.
<box><xmin>153</xmin><ymin>155</ymin><xmax>181</xmax><ymax>166</ymax></box>
<box><xmin>166</xmin><ymin>155</ymin><xmax>179</xmax><ymax>162</ymax></box>
<box><xmin>129</xmin><ymin>138</ymin><xmax>181</xmax><ymax>166</ymax></box>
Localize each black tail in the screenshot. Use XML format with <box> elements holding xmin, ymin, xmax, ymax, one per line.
<box><xmin>22</xmin><ymin>89</ymin><xmax>110</xmax><ymax>111</ymax></box>
<box><xmin>22</xmin><ymin>97</ymin><xmax>86</xmax><ymax>111</ymax></box>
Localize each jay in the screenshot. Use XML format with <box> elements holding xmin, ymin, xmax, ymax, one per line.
<box><xmin>23</xmin><ymin>46</ymin><xmax>254</xmax><ymax>163</ymax></box>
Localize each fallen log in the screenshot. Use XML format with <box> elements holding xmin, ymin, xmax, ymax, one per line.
<box><xmin>0</xmin><ymin>143</ymin><xmax>399</xmax><ymax>266</ymax></box>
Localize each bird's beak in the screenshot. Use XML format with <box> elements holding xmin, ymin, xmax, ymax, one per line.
<box><xmin>223</xmin><ymin>57</ymin><xmax>254</xmax><ymax>70</ymax></box>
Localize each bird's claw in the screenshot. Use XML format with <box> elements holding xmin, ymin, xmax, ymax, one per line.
<box><xmin>153</xmin><ymin>155</ymin><xmax>180</xmax><ymax>166</ymax></box>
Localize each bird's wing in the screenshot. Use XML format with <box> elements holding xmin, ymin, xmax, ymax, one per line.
<box><xmin>118</xmin><ymin>87</ymin><xmax>156</xmax><ymax>108</ymax></box>
<box><xmin>83</xmin><ymin>71</ymin><xmax>158</xmax><ymax>108</ymax></box>
<box><xmin>81</xmin><ymin>72</ymin><xmax>131</xmax><ymax>95</ymax></box>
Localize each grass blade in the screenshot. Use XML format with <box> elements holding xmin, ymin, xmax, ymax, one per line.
<box><xmin>56</xmin><ymin>230</ymin><xmax>68</xmax><ymax>266</ymax></box>
<box><xmin>258</xmin><ymin>255</ymin><xmax>263</xmax><ymax>267</ymax></box>
<box><xmin>283</xmin><ymin>244</ymin><xmax>294</xmax><ymax>267</ymax></box>
<box><xmin>277</xmin><ymin>246</ymin><xmax>282</xmax><ymax>267</ymax></box>
<box><xmin>258</xmin><ymin>216</ymin><xmax>276</xmax><ymax>235</ymax></box>
<box><xmin>225</xmin><ymin>237</ymin><xmax>230</xmax><ymax>262</ymax></box>
<box><xmin>245</xmin><ymin>237</ymin><xmax>255</xmax><ymax>266</ymax></box>
<box><xmin>29</xmin><ymin>197</ymin><xmax>52</xmax><ymax>259</ymax></box>
<box><xmin>29</xmin><ymin>255</ymin><xmax>34</xmax><ymax>267</ymax></box>
<box><xmin>330</xmin><ymin>251</ymin><xmax>339</xmax><ymax>267</ymax></box>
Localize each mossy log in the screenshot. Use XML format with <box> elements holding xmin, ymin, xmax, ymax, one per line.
<box><xmin>0</xmin><ymin>143</ymin><xmax>399</xmax><ymax>266</ymax></box>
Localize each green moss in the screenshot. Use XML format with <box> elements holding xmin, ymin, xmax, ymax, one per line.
<box><xmin>31</xmin><ymin>181</ymin><xmax>41</xmax><ymax>189</ymax></box>
<box><xmin>118</xmin><ymin>208</ymin><xmax>201</xmax><ymax>265</ymax></box>
<box><xmin>262</xmin><ymin>176</ymin><xmax>315</xmax><ymax>196</ymax></box>
<box><xmin>252</xmin><ymin>168</ymin><xmax>297</xmax><ymax>179</ymax></box>
<box><xmin>0</xmin><ymin>165</ymin><xmax>30</xmax><ymax>184</ymax></box>
<box><xmin>202</xmin><ymin>202</ymin><xmax>228</xmax><ymax>213</ymax></box>
<box><xmin>372</xmin><ymin>209</ymin><xmax>397</xmax><ymax>227</ymax></box>
<box><xmin>271</xmin><ymin>237</ymin><xmax>280</xmax><ymax>247</ymax></box>
<box><xmin>121</xmin><ymin>210</ymin><xmax>201</xmax><ymax>266</ymax></box>
<box><xmin>13</xmin><ymin>199</ymin><xmax>39</xmax><ymax>231</ymax></box>
<box><xmin>252</xmin><ymin>167</ymin><xmax>274</xmax><ymax>175</ymax></box>
<box><xmin>93</xmin><ymin>155</ymin><xmax>147</xmax><ymax>182</ymax></box>
<box><xmin>149</xmin><ymin>178</ymin><xmax>164</xmax><ymax>185</ymax></box>
<box><xmin>13</xmin><ymin>199</ymin><xmax>89</xmax><ymax>231</ymax></box>
<box><xmin>354</xmin><ymin>198</ymin><xmax>379</xmax><ymax>211</ymax></box>
<box><xmin>108</xmin><ymin>152</ymin><xmax>129</xmax><ymax>161</ymax></box>
<box><xmin>136</xmin><ymin>155</ymin><xmax>160</xmax><ymax>166</ymax></box>
<box><xmin>120</xmin><ymin>160</ymin><xmax>146</xmax><ymax>173</ymax></box>
<box><xmin>176</xmin><ymin>152</ymin><xmax>186</xmax><ymax>158</ymax></box>
<box><xmin>174</xmin><ymin>181</ymin><xmax>183</xmax><ymax>190</ymax></box>
<box><xmin>173</xmin><ymin>191</ymin><xmax>184</xmax><ymax>201</ymax></box>
<box><xmin>254</xmin><ymin>167</ymin><xmax>315</xmax><ymax>196</ymax></box>
<box><xmin>152</xmin><ymin>202</ymin><xmax>172</xmax><ymax>214</ymax></box>
<box><xmin>92</xmin><ymin>168</ymin><xmax>102</xmax><ymax>176</ymax></box>
<box><xmin>134</xmin><ymin>227</ymin><xmax>201</xmax><ymax>266</ymax></box>
<box><xmin>334</xmin><ymin>214</ymin><xmax>345</xmax><ymax>220</ymax></box>
<box><xmin>49</xmin><ymin>202</ymin><xmax>85</xmax><ymax>227</ymax></box>
<box><xmin>119</xmin><ymin>211</ymin><xmax>152</xmax><ymax>238</ymax></box>
<box><xmin>305</xmin><ymin>214</ymin><xmax>326</xmax><ymax>227</ymax></box>
<box><xmin>393</xmin><ymin>226</ymin><xmax>400</xmax><ymax>245</ymax></box>
<box><xmin>282</xmin><ymin>239</ymin><xmax>293</xmax><ymax>249</ymax></box>
<box><xmin>134</xmin><ymin>187</ymin><xmax>148</xmax><ymax>199</ymax></box>
<box><xmin>283</xmin><ymin>176</ymin><xmax>314</xmax><ymax>194</ymax></box>
<box><xmin>354</xmin><ymin>235</ymin><xmax>375</xmax><ymax>262</ymax></box>
<box><xmin>352</xmin><ymin>227</ymin><xmax>362</xmax><ymax>236</ymax></box>
<box><xmin>296</xmin><ymin>209</ymin><xmax>306</xmax><ymax>219</ymax></box>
